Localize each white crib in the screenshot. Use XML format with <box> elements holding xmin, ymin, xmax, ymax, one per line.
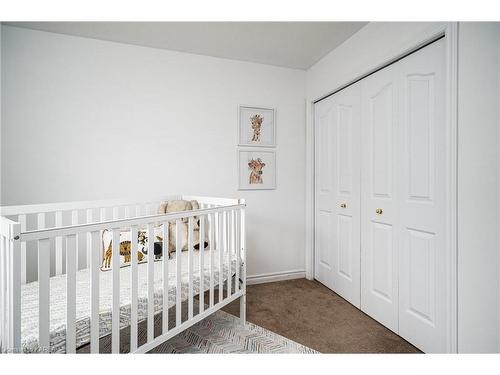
<box><xmin>0</xmin><ymin>195</ymin><xmax>246</xmax><ymax>353</ymax></box>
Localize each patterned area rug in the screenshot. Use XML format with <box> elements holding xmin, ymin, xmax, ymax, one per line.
<box><xmin>77</xmin><ymin>296</ymin><xmax>318</xmax><ymax>354</ymax></box>
<box><xmin>149</xmin><ymin>309</ymin><xmax>318</xmax><ymax>354</ymax></box>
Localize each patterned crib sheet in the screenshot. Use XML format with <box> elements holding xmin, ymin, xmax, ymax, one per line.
<box><xmin>21</xmin><ymin>249</ymin><xmax>237</xmax><ymax>353</ymax></box>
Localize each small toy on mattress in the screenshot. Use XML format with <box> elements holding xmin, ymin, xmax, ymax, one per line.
<box><xmin>100</xmin><ymin>199</ymin><xmax>209</xmax><ymax>270</ymax></box>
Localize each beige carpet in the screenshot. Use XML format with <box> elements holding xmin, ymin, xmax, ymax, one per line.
<box><xmin>222</xmin><ymin>279</ymin><xmax>421</xmax><ymax>353</ymax></box>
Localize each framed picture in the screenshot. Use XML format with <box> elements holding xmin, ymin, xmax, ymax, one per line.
<box><xmin>238</xmin><ymin>149</ymin><xmax>276</xmax><ymax>190</ymax></box>
<box><xmin>238</xmin><ymin>105</ymin><xmax>276</xmax><ymax>147</ymax></box>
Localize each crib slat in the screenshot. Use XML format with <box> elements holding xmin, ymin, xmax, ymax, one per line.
<box><xmin>37</xmin><ymin>212</ymin><xmax>45</xmax><ymax>230</ymax></box>
<box><xmin>175</xmin><ymin>220</ymin><xmax>182</xmax><ymax>327</ymax></box>
<box><xmin>0</xmin><ymin>236</ymin><xmax>7</xmax><ymax>346</ymax></box>
<box><xmin>38</xmin><ymin>238</ymin><xmax>50</xmax><ymax>352</ymax></box>
<box><xmin>209</xmin><ymin>213</ymin><xmax>214</xmax><ymax>308</ymax></box>
<box><xmin>65</xmin><ymin>234</ymin><xmax>77</xmax><ymax>353</ymax></box>
<box><xmin>86</xmin><ymin>209</ymin><xmax>93</xmax><ymax>268</ymax></box>
<box><xmin>213</xmin><ymin>206</ymin><xmax>218</xmax><ymax>250</ymax></box>
<box><xmin>0</xmin><ymin>236</ymin><xmax>4</xmax><ymax>347</ymax></box>
<box><xmin>100</xmin><ymin>207</ymin><xmax>106</xmax><ymax>222</ymax></box>
<box><xmin>188</xmin><ymin>217</ymin><xmax>194</xmax><ymax>320</ymax></box>
<box><xmin>130</xmin><ymin>226</ymin><xmax>138</xmax><ymax>352</ymax></box>
<box><xmin>218</xmin><ymin>212</ymin><xmax>223</xmax><ymax>303</ymax></box>
<box><xmin>227</xmin><ymin>210</ymin><xmax>233</xmax><ymax>298</ymax></box>
<box><xmin>162</xmin><ymin>223</ymin><xmax>169</xmax><ymax>333</ymax></box>
<box><xmin>113</xmin><ymin>207</ymin><xmax>119</xmax><ymax>220</ymax></box>
<box><xmin>11</xmin><ymin>223</ymin><xmax>22</xmax><ymax>351</ymax></box>
<box><xmin>0</xmin><ymin>236</ymin><xmax>5</xmax><ymax>349</ymax></box>
<box><xmin>112</xmin><ymin>228</ymin><xmax>120</xmax><ymax>353</ymax></box>
<box><xmin>71</xmin><ymin>210</ymin><xmax>78</xmax><ymax>224</ymax></box>
<box><xmin>2</xmin><ymin>236</ymin><xmax>7</xmax><ymax>349</ymax></box>
<box><xmin>71</xmin><ymin>211</ymin><xmax>79</xmax><ymax>270</ymax></box>
<box><xmin>147</xmin><ymin>223</ymin><xmax>154</xmax><ymax>343</ymax></box>
<box><xmin>235</xmin><ymin>210</ymin><xmax>240</xmax><ymax>293</ymax></box>
<box><xmin>199</xmin><ymin>216</ymin><xmax>205</xmax><ymax>314</ymax></box>
<box><xmin>18</xmin><ymin>214</ymin><xmax>27</xmax><ymax>284</ymax></box>
<box><xmin>8</xmin><ymin>236</ymin><xmax>12</xmax><ymax>348</ymax></box>
<box><xmin>3</xmin><ymin>236</ymin><xmax>10</xmax><ymax>349</ymax></box>
<box><xmin>90</xmin><ymin>230</ymin><xmax>100</xmax><ymax>354</ymax></box>
<box><xmin>55</xmin><ymin>211</ymin><xmax>63</xmax><ymax>276</ymax></box>
<box><xmin>240</xmin><ymin>206</ymin><xmax>246</xmax><ymax>324</ymax></box>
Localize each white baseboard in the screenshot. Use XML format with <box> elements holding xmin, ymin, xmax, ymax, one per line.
<box><xmin>246</xmin><ymin>269</ymin><xmax>306</xmax><ymax>285</ymax></box>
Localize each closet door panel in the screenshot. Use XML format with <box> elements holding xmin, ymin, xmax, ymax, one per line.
<box><xmin>314</xmin><ymin>84</ymin><xmax>361</xmax><ymax>307</ymax></box>
<box><xmin>337</xmin><ymin>214</ymin><xmax>353</xmax><ymax>280</ymax></box>
<box><xmin>332</xmin><ymin>84</ymin><xmax>361</xmax><ymax>307</ymax></box>
<box><xmin>397</xmin><ymin>38</ymin><xmax>446</xmax><ymax>353</ymax></box>
<box><xmin>361</xmin><ymin>66</ymin><xmax>399</xmax><ymax>332</ymax></box>
<box><xmin>371</xmin><ymin>84</ymin><xmax>394</xmax><ymax>198</ymax></box>
<box><xmin>371</xmin><ymin>222</ymin><xmax>394</xmax><ymax>302</ymax></box>
<box><xmin>316</xmin><ymin>210</ymin><xmax>334</xmax><ymax>284</ymax></box>
<box><xmin>337</xmin><ymin>104</ymin><xmax>354</xmax><ymax>195</ymax></box>
<box><xmin>314</xmin><ymin>96</ymin><xmax>336</xmax><ymax>290</ymax></box>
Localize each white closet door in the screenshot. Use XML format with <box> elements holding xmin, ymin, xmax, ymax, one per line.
<box><xmin>330</xmin><ymin>84</ymin><xmax>361</xmax><ymax>307</ymax></box>
<box><xmin>397</xmin><ymin>38</ymin><xmax>447</xmax><ymax>353</ymax></box>
<box><xmin>314</xmin><ymin>84</ymin><xmax>361</xmax><ymax>307</ymax></box>
<box><xmin>360</xmin><ymin>64</ymin><xmax>399</xmax><ymax>332</ymax></box>
<box><xmin>315</xmin><ymin>38</ymin><xmax>449</xmax><ymax>352</ymax></box>
<box><xmin>314</xmin><ymin>95</ymin><xmax>336</xmax><ymax>291</ymax></box>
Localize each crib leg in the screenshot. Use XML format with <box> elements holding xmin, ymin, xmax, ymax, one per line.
<box><xmin>239</xmin><ymin>293</ymin><xmax>246</xmax><ymax>325</ymax></box>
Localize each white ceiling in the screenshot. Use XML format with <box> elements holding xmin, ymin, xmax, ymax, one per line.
<box><xmin>4</xmin><ymin>22</ymin><xmax>367</xmax><ymax>70</ymax></box>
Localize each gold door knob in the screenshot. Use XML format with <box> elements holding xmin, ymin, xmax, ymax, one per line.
<box><xmin>376</xmin><ymin>208</ymin><xmax>383</xmax><ymax>215</ymax></box>
<box><xmin>340</xmin><ymin>203</ymin><xmax>347</xmax><ymax>208</ymax></box>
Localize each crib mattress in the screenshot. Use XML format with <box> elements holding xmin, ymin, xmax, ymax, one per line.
<box><xmin>21</xmin><ymin>249</ymin><xmax>237</xmax><ymax>353</ymax></box>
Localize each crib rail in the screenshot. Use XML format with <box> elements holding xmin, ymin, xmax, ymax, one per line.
<box><xmin>1</xmin><ymin>195</ymin><xmax>238</xmax><ymax>284</ymax></box>
<box><xmin>18</xmin><ymin>204</ymin><xmax>243</xmax><ymax>242</ymax></box>
<box><xmin>0</xmin><ymin>217</ymin><xmax>22</xmax><ymax>352</ymax></box>
<box><xmin>0</xmin><ymin>195</ymin><xmax>183</xmax><ymax>216</ymax></box>
<box><xmin>2</xmin><ymin>196</ymin><xmax>181</xmax><ymax>284</ymax></box>
<box><xmin>0</xmin><ymin>197</ymin><xmax>246</xmax><ymax>354</ymax></box>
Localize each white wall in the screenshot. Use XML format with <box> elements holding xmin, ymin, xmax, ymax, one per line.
<box><xmin>0</xmin><ymin>25</ymin><xmax>307</xmax><ymax>280</ymax></box>
<box><xmin>306</xmin><ymin>22</ymin><xmax>500</xmax><ymax>353</ymax></box>
<box><xmin>457</xmin><ymin>22</ymin><xmax>500</xmax><ymax>353</ymax></box>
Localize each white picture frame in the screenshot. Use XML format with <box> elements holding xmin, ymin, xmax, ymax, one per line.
<box><xmin>238</xmin><ymin>149</ymin><xmax>276</xmax><ymax>190</ymax></box>
<box><xmin>238</xmin><ymin>105</ymin><xmax>276</xmax><ymax>147</ymax></box>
